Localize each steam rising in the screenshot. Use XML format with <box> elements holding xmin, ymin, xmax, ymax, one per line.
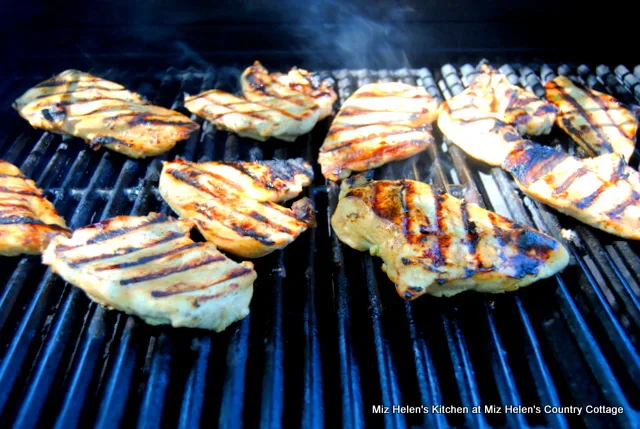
<box><xmin>297</xmin><ymin>1</ymin><xmax>414</xmax><ymax>69</ymax></box>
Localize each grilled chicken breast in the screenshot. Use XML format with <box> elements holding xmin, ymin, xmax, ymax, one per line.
<box><xmin>438</xmin><ymin>65</ymin><xmax>557</xmax><ymax>166</ymax></box>
<box><xmin>14</xmin><ymin>70</ymin><xmax>199</xmax><ymax>158</ymax></box>
<box><xmin>241</xmin><ymin>61</ymin><xmax>337</xmax><ymax>120</ymax></box>
<box><xmin>318</xmin><ymin>82</ymin><xmax>438</xmax><ymax>181</ymax></box>
<box><xmin>42</xmin><ymin>213</ymin><xmax>257</xmax><ymax>332</ymax></box>
<box><xmin>159</xmin><ymin>158</ymin><xmax>316</xmax><ymax>258</ymax></box>
<box><xmin>0</xmin><ymin>160</ymin><xmax>70</xmax><ymax>256</ymax></box>
<box><xmin>184</xmin><ymin>87</ymin><xmax>320</xmax><ymax>143</ymax></box>
<box><xmin>331</xmin><ymin>175</ymin><xmax>569</xmax><ymax>299</ymax></box>
<box><xmin>504</xmin><ymin>141</ymin><xmax>640</xmax><ymax>240</ymax></box>
<box><xmin>545</xmin><ymin>76</ymin><xmax>637</xmax><ymax>161</ymax></box>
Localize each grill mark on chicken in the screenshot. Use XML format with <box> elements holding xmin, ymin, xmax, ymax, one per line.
<box><xmin>150</xmin><ymin>266</ymin><xmax>253</xmax><ymax>297</ymax></box>
<box><xmin>120</xmin><ymin>253</ymin><xmax>227</xmax><ymax>286</ymax></box>
<box><xmin>0</xmin><ymin>186</ymin><xmax>43</xmax><ymax>198</ymax></box>
<box><xmin>432</xmin><ymin>193</ymin><xmax>447</xmax><ymax>269</ymax></box>
<box><xmin>460</xmin><ymin>201</ymin><xmax>480</xmax><ymax>259</ymax></box>
<box><xmin>0</xmin><ymin>216</ymin><xmax>68</xmax><ymax>229</ymax></box>
<box><xmin>90</xmin><ymin>136</ymin><xmax>132</xmax><ymax>149</ymax></box>
<box><xmin>193</xmin><ymin>283</ymin><xmax>240</xmax><ymax>306</ymax></box>
<box><xmin>547</xmin><ymin>79</ymin><xmax>614</xmax><ymax>154</ymax></box>
<box><xmin>66</xmin><ymin>231</ymin><xmax>185</xmax><ymax>266</ymax></box>
<box><xmin>552</xmin><ymin>167</ymin><xmax>589</xmax><ymax>195</ymax></box>
<box><xmin>322</xmin><ymin>128</ymin><xmax>427</xmax><ymax>153</ymax></box>
<box><xmin>79</xmin><ymin>215</ymin><xmax>168</xmax><ymax>247</ymax></box>
<box><xmin>606</xmin><ymin>191</ymin><xmax>639</xmax><ymax>218</ymax></box>
<box><xmin>574</xmin><ymin>184</ymin><xmax>609</xmax><ymax>209</ymax></box>
<box><xmin>248</xmin><ymin>211</ymin><xmax>293</xmax><ymax>234</ymax></box>
<box><xmin>96</xmin><ymin>243</ymin><xmax>202</xmax><ymax>271</ymax></box>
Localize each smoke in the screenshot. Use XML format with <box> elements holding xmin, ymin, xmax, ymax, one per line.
<box><xmin>296</xmin><ymin>1</ymin><xmax>415</xmax><ymax>69</ymax></box>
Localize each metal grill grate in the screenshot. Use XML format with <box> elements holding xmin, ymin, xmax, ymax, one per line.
<box><xmin>0</xmin><ymin>63</ymin><xmax>639</xmax><ymax>429</ymax></box>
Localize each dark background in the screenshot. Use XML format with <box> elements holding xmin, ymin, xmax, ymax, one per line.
<box><xmin>1</xmin><ymin>0</ymin><xmax>638</xmax><ymax>75</ymax></box>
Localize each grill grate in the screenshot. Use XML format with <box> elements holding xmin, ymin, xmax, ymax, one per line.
<box><xmin>0</xmin><ymin>62</ymin><xmax>639</xmax><ymax>428</ymax></box>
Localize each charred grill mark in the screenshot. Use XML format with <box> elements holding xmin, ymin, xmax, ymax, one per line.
<box><xmin>401</xmin><ymin>181</ymin><xmax>412</xmax><ymax>242</ymax></box>
<box><xmin>339</xmin><ymin>138</ymin><xmax>432</xmax><ymax>168</ymax></box>
<box><xmin>0</xmin><ymin>215</ymin><xmax>68</xmax><ymax>230</ymax></box>
<box><xmin>0</xmin><ymin>174</ymin><xmax>24</xmax><ymax>179</ymax></box>
<box><xmin>370</xmin><ymin>182</ymin><xmax>402</xmax><ymax>224</ymax></box>
<box><xmin>432</xmin><ymin>193</ymin><xmax>448</xmax><ymax>268</ymax></box>
<box><xmin>488</xmin><ymin>212</ymin><xmax>511</xmax><ymax>246</ymax></box>
<box><xmin>66</xmin><ymin>231</ymin><xmax>184</xmax><ymax>266</ymax></box>
<box><xmin>96</xmin><ymin>243</ymin><xmax>201</xmax><ymax>271</ymax></box>
<box><xmin>193</xmin><ymin>283</ymin><xmax>240</xmax><ymax>306</ymax></box>
<box><xmin>320</xmin><ymin>129</ymin><xmax>425</xmax><ymax>154</ymax></box>
<box><xmin>548</xmin><ymin>80</ymin><xmax>613</xmax><ymax>154</ymax></box>
<box><xmin>559</xmin><ymin>117</ymin><xmax>602</xmax><ymax>155</ymax></box>
<box><xmin>90</xmin><ymin>136</ymin><xmax>132</xmax><ymax>148</ymax></box>
<box><xmin>504</xmin><ymin>144</ymin><xmax>568</xmax><ymax>186</ymax></box>
<box><xmin>41</xmin><ymin>106</ymin><xmax>67</xmax><ymax>122</ymax></box>
<box><xmin>82</xmin><ymin>215</ymin><xmax>168</xmax><ymax>247</ymax></box>
<box><xmin>245</xmin><ymin>71</ymin><xmax>268</xmax><ymax>93</ymax></box>
<box><xmin>122</xmin><ymin>113</ymin><xmax>196</xmax><ymax>128</ymax></box>
<box><xmin>209</xmin><ymin>96</ymin><xmax>315</xmax><ymax>121</ymax></box>
<box><xmin>225</xmin><ymin>162</ymin><xmax>274</xmax><ymax>189</ymax></box>
<box><xmin>461</xmin><ymin>201</ymin><xmax>480</xmax><ymax>259</ymax></box>
<box><xmin>0</xmin><ymin>186</ymin><xmax>43</xmax><ymax>198</ymax></box>
<box><xmin>610</xmin><ymin>157</ymin><xmax>627</xmax><ymax>183</ymax></box>
<box><xmin>168</xmin><ymin>168</ymin><xmax>228</xmax><ymax>200</ymax></box>
<box><xmin>150</xmin><ymin>266</ymin><xmax>252</xmax><ymax>297</ymax></box>
<box><xmin>248</xmin><ymin>211</ymin><xmax>293</xmax><ymax>234</ymax></box>
<box><xmin>258</xmin><ymin>200</ymin><xmax>300</xmax><ymax>220</ymax></box>
<box><xmin>120</xmin><ymin>253</ymin><xmax>227</xmax><ymax>286</ymax></box>
<box><xmin>574</xmin><ymin>183</ymin><xmax>608</xmax><ymax>209</ymax></box>
<box><xmin>606</xmin><ymin>190</ymin><xmax>639</xmax><ymax>218</ymax></box>
<box><xmin>552</xmin><ymin>167</ymin><xmax>588</xmax><ymax>195</ymax></box>
<box><xmin>230</xmin><ymin>223</ymin><xmax>276</xmax><ymax>245</ymax></box>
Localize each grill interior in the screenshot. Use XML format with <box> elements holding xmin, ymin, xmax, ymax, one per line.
<box><xmin>0</xmin><ymin>62</ymin><xmax>640</xmax><ymax>429</ymax></box>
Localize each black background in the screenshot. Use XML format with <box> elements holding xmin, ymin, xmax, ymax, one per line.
<box><xmin>2</xmin><ymin>0</ymin><xmax>638</xmax><ymax>74</ymax></box>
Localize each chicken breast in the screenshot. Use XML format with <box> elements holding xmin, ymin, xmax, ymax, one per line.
<box><xmin>241</xmin><ymin>61</ymin><xmax>337</xmax><ymax>120</ymax></box>
<box><xmin>504</xmin><ymin>141</ymin><xmax>640</xmax><ymax>240</ymax></box>
<box><xmin>0</xmin><ymin>160</ymin><xmax>70</xmax><ymax>256</ymax></box>
<box><xmin>438</xmin><ymin>65</ymin><xmax>557</xmax><ymax>166</ymax></box>
<box><xmin>184</xmin><ymin>86</ymin><xmax>320</xmax><ymax>143</ymax></box>
<box><xmin>159</xmin><ymin>158</ymin><xmax>316</xmax><ymax>258</ymax></box>
<box><xmin>13</xmin><ymin>70</ymin><xmax>199</xmax><ymax>158</ymax></box>
<box><xmin>331</xmin><ymin>175</ymin><xmax>569</xmax><ymax>299</ymax></box>
<box><xmin>42</xmin><ymin>213</ymin><xmax>257</xmax><ymax>332</ymax></box>
<box><xmin>318</xmin><ymin>82</ymin><xmax>438</xmax><ymax>181</ymax></box>
<box><xmin>545</xmin><ymin>76</ymin><xmax>637</xmax><ymax>161</ymax></box>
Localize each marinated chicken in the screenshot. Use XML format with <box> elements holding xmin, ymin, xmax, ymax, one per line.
<box><xmin>184</xmin><ymin>86</ymin><xmax>320</xmax><ymax>142</ymax></box>
<box><xmin>331</xmin><ymin>175</ymin><xmax>569</xmax><ymax>299</ymax></box>
<box><xmin>14</xmin><ymin>70</ymin><xmax>199</xmax><ymax>158</ymax></box>
<box><xmin>318</xmin><ymin>82</ymin><xmax>438</xmax><ymax>181</ymax></box>
<box><xmin>159</xmin><ymin>158</ymin><xmax>316</xmax><ymax>258</ymax></box>
<box><xmin>241</xmin><ymin>61</ymin><xmax>337</xmax><ymax>120</ymax></box>
<box><xmin>0</xmin><ymin>160</ymin><xmax>70</xmax><ymax>256</ymax></box>
<box><xmin>545</xmin><ymin>76</ymin><xmax>637</xmax><ymax>161</ymax></box>
<box><xmin>504</xmin><ymin>141</ymin><xmax>640</xmax><ymax>240</ymax></box>
<box><xmin>42</xmin><ymin>213</ymin><xmax>257</xmax><ymax>332</ymax></box>
<box><xmin>438</xmin><ymin>65</ymin><xmax>557</xmax><ymax>166</ymax></box>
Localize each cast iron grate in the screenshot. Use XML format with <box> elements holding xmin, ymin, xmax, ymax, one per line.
<box><xmin>0</xmin><ymin>62</ymin><xmax>639</xmax><ymax>429</ymax></box>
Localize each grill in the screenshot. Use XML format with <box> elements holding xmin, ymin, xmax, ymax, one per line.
<box><xmin>1</xmin><ymin>62</ymin><xmax>640</xmax><ymax>429</ymax></box>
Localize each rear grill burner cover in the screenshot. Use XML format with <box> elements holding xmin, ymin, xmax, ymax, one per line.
<box><xmin>0</xmin><ymin>62</ymin><xmax>638</xmax><ymax>429</ymax></box>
